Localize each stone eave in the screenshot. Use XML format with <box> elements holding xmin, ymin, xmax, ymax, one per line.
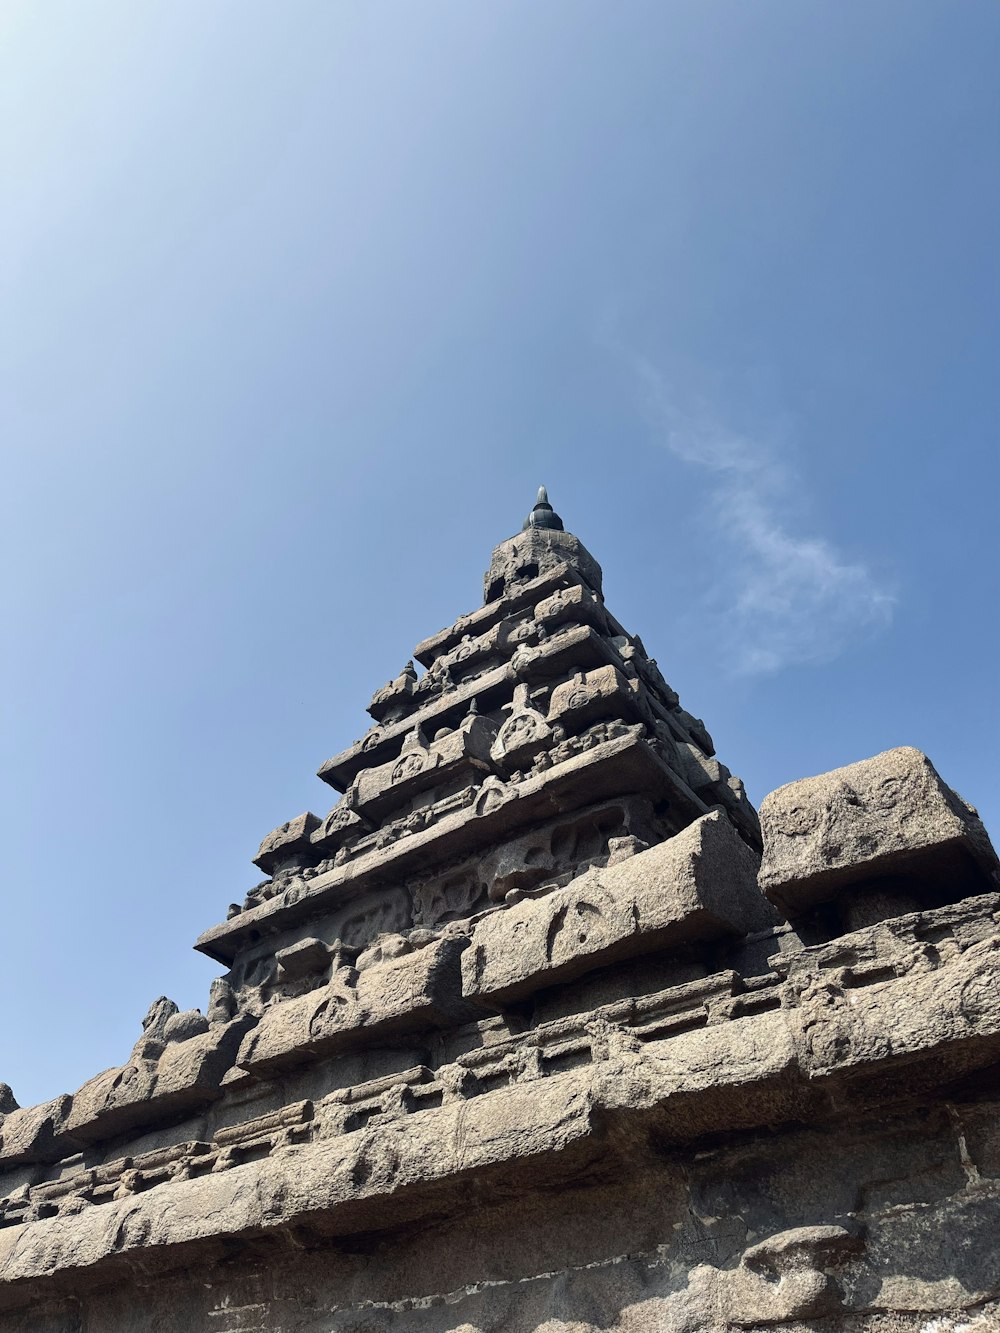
<box><xmin>198</xmin><ymin>733</ymin><xmax>710</xmax><ymax>964</ymax></box>
<box><xmin>317</xmin><ymin>623</ymin><xmax>621</xmax><ymax>792</ymax></box>
<box><xmin>411</xmin><ymin>562</ymin><xmax>592</xmax><ymax>667</ymax></box>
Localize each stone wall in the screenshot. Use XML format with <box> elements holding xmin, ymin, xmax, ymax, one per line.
<box><xmin>13</xmin><ymin>1085</ymin><xmax>1000</xmax><ymax>1331</ymax></box>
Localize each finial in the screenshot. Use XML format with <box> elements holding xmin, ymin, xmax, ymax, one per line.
<box><xmin>522</xmin><ymin>484</ymin><xmax>565</xmax><ymax>532</ymax></box>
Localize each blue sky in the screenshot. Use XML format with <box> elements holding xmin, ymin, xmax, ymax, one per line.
<box><xmin>2</xmin><ymin>1</ymin><xmax>998</xmax><ymax>1106</ymax></box>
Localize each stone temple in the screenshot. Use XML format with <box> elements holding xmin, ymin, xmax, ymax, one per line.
<box><xmin>3</xmin><ymin>489</ymin><xmax>1000</xmax><ymax>1331</ymax></box>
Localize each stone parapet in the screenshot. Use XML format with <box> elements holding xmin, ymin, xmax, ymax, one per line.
<box><xmin>759</xmin><ymin>746</ymin><xmax>1000</xmax><ymax>914</ymax></box>
<box><xmin>5</xmin><ymin>925</ymin><xmax>1000</xmax><ymax>1315</ymax></box>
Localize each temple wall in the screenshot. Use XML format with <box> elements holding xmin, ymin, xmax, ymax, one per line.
<box><xmin>12</xmin><ymin>1085</ymin><xmax>1000</xmax><ymax>1332</ymax></box>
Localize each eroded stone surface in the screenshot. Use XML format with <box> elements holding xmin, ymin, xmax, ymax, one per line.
<box><xmin>463</xmin><ymin>812</ymin><xmax>774</xmax><ymax>1003</ymax></box>
<box><xmin>759</xmin><ymin>746</ymin><xmax>1000</xmax><ymax>913</ymax></box>
<box><xmin>235</xmin><ymin>937</ymin><xmax>469</xmax><ymax>1077</ymax></box>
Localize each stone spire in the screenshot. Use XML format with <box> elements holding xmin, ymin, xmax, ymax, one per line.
<box><xmin>484</xmin><ymin>486</ymin><xmax>602</xmax><ymax>603</ymax></box>
<box><xmin>522</xmin><ymin>485</ymin><xmax>564</xmax><ymax>532</ymax></box>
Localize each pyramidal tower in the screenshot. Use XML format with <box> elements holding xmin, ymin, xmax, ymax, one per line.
<box><xmin>3</xmin><ymin>492</ymin><xmax>1000</xmax><ymax>1331</ymax></box>
<box><xmin>198</xmin><ymin>485</ymin><xmax>763</xmax><ymax>979</ymax></box>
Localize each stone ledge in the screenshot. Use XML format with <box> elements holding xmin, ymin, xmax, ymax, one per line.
<box><xmin>6</xmin><ymin>930</ymin><xmax>1000</xmax><ymax>1308</ymax></box>
<box><xmin>235</xmin><ymin>938</ymin><xmax>470</xmax><ymax>1078</ymax></box>
<box><xmin>198</xmin><ymin>732</ymin><xmax>709</xmax><ymax>965</ymax></box>
<box><xmin>0</xmin><ymin>1018</ymin><xmax>255</xmax><ymax>1172</ymax></box>
<box><xmin>462</xmin><ymin>812</ymin><xmax>771</xmax><ymax>1005</ymax></box>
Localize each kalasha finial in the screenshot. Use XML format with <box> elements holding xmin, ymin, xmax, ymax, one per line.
<box><xmin>522</xmin><ymin>485</ymin><xmax>565</xmax><ymax>532</ymax></box>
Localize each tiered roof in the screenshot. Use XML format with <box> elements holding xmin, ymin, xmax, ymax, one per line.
<box><xmin>196</xmin><ymin>487</ymin><xmax>759</xmax><ymax>973</ymax></box>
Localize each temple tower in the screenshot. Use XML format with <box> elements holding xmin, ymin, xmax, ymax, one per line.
<box><xmin>3</xmin><ymin>492</ymin><xmax>1000</xmax><ymax>1332</ymax></box>
<box><xmin>197</xmin><ymin>487</ymin><xmax>761</xmax><ymax>986</ymax></box>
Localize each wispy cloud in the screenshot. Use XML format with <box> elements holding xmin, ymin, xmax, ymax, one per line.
<box><xmin>635</xmin><ymin>357</ymin><xmax>895</xmax><ymax>674</ymax></box>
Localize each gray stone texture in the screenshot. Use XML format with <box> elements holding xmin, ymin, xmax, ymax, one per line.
<box><xmin>462</xmin><ymin>811</ymin><xmax>773</xmax><ymax>1003</ymax></box>
<box><xmin>3</xmin><ymin>494</ymin><xmax>1000</xmax><ymax>1331</ymax></box>
<box><xmin>759</xmin><ymin>745</ymin><xmax>1000</xmax><ymax>913</ymax></box>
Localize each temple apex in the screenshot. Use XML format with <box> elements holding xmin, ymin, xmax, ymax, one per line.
<box><xmin>522</xmin><ymin>484</ymin><xmax>565</xmax><ymax>532</ymax></box>
<box><xmin>486</xmin><ymin>484</ymin><xmax>601</xmax><ymax>603</ymax></box>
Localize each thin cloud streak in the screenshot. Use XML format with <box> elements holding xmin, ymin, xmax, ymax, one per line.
<box><xmin>636</xmin><ymin>357</ymin><xmax>896</xmax><ymax>674</ymax></box>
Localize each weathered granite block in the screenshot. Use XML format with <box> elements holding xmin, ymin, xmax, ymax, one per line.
<box><xmin>596</xmin><ymin>1008</ymin><xmax>804</xmax><ymax>1139</ymax></box>
<box><xmin>759</xmin><ymin>746</ymin><xmax>1000</xmax><ymax>913</ymax></box>
<box><xmin>253</xmin><ymin>812</ymin><xmax>321</xmax><ymax>875</ymax></box>
<box><xmin>309</xmin><ymin>803</ymin><xmax>367</xmax><ymax>854</ymax></box>
<box><xmin>534</xmin><ymin>582</ymin><xmax>608</xmax><ymax>634</ymax></box>
<box><xmin>64</xmin><ymin>1017</ymin><xmax>254</xmax><ymax>1145</ymax></box>
<box><xmin>546</xmin><ymin>663</ymin><xmax>644</xmax><ymax>728</ymax></box>
<box><xmin>236</xmin><ymin>937</ymin><xmax>469</xmax><ymax>1077</ymax></box>
<box><xmin>769</xmin><ymin>893</ymin><xmax>1000</xmax><ymax>983</ymax></box>
<box><xmin>462</xmin><ymin>812</ymin><xmax>773</xmax><ymax>1004</ymax></box>
<box><xmin>0</xmin><ymin>1097</ymin><xmax>71</xmax><ymax>1169</ymax></box>
<box><xmin>784</xmin><ymin>934</ymin><xmax>1000</xmax><ymax>1086</ymax></box>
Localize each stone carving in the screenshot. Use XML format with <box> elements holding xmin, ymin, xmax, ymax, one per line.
<box><xmin>760</xmin><ymin>746</ymin><xmax>1000</xmax><ymax>913</ymax></box>
<box><xmin>346</xmin><ymin>716</ymin><xmax>495</xmax><ymax>823</ymax></box>
<box><xmin>490</xmin><ymin>683</ymin><xmax>552</xmax><ymax>768</ymax></box>
<box><xmin>0</xmin><ymin>1095</ymin><xmax>72</xmax><ymax>1168</ymax></box>
<box><xmin>784</xmin><ymin>970</ymin><xmax>855</xmax><ymax>1073</ymax></box>
<box><xmin>310</xmin><ymin>802</ymin><xmax>367</xmax><ymax>853</ymax></box>
<box><xmin>236</xmin><ymin>938</ymin><xmax>469</xmax><ymax>1077</ymax></box>
<box><xmin>506</xmin><ymin>615</ymin><xmax>542</xmax><ymax>646</ymax></box>
<box><xmin>547</xmin><ymin>663</ymin><xmax>643</xmax><ymax>729</ymax></box>
<box><xmin>413</xmin><ymin>867</ymin><xmax>488</xmax><ymax>926</ymax></box>
<box><xmin>545</xmin><ymin>886</ymin><xmax>615</xmax><ymax>967</ymax></box>
<box><xmin>253</xmin><ymin>811</ymin><xmax>321</xmax><ymax>875</ymax></box>
<box><xmin>584</xmin><ymin>1015</ymin><xmax>643</xmax><ymax>1065</ymax></box>
<box><xmin>207</xmin><ymin>978</ymin><xmax>236</xmax><ymax>1024</ymax></box>
<box><xmin>724</xmin><ymin>1225</ymin><xmax>863</xmax><ymax>1324</ymax></box>
<box><xmin>335</xmin><ymin>888</ymin><xmax>413</xmax><ymax>950</ymax></box>
<box><xmin>126</xmin><ymin>996</ymin><xmax>184</xmax><ymax>1061</ymax></box>
<box><xmin>473</xmin><ymin>774</ymin><xmax>513</xmax><ymax>818</ymax></box>
<box><xmin>355</xmin><ymin>932</ymin><xmax>411</xmax><ymax>971</ymax></box>
<box><xmin>274</xmin><ymin>937</ymin><xmax>331</xmax><ymax>981</ymax></box>
<box><xmin>5</xmin><ymin>493</ymin><xmax>1000</xmax><ymax>1332</ymax></box>
<box><xmin>62</xmin><ymin>1013</ymin><xmax>254</xmax><ymax>1147</ymax></box>
<box><xmin>367</xmin><ymin>660</ymin><xmax>417</xmax><ymax>722</ymax></box>
<box><xmin>535</xmin><ymin>583</ymin><xmax>608</xmax><ymax>634</ymax></box>
<box><xmin>463</xmin><ymin>813</ymin><xmax>771</xmax><ymax>1004</ymax></box>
